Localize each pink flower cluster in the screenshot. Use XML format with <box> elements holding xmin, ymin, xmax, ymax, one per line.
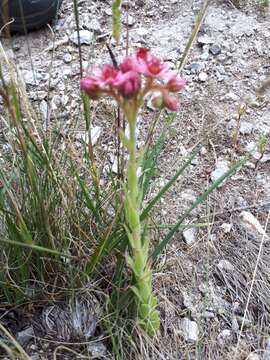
<box><xmin>80</xmin><ymin>48</ymin><xmax>186</xmax><ymax>111</ymax></box>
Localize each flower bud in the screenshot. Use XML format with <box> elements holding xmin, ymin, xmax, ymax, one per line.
<box><xmin>166</xmin><ymin>76</ymin><xmax>186</xmax><ymax>92</ymax></box>
<box><xmin>80</xmin><ymin>77</ymin><xmax>100</xmax><ymax>98</ymax></box>
<box><xmin>151</xmin><ymin>95</ymin><xmax>164</xmax><ymax>109</ymax></box>
<box><xmin>163</xmin><ymin>93</ymin><xmax>179</xmax><ymax>111</ymax></box>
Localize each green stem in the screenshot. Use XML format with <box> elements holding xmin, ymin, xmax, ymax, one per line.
<box><xmin>123</xmin><ymin>101</ymin><xmax>160</xmax><ymax>335</ymax></box>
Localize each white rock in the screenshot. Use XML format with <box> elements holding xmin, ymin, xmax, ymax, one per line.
<box><xmin>211</xmin><ymin>159</ymin><xmax>230</xmax><ymax>185</ymax></box>
<box><xmin>217</xmin><ymin>259</ymin><xmax>234</xmax><ymax>272</ymax></box>
<box><xmin>197</xmin><ymin>34</ymin><xmax>213</xmax><ymax>45</ymax></box>
<box><xmin>122</xmin><ymin>15</ymin><xmax>135</xmax><ymax>26</ymax></box>
<box><xmin>248</xmin><ymin>353</ymin><xmax>261</xmax><ymax>360</ymax></box>
<box><xmin>63</xmin><ymin>53</ymin><xmax>72</xmax><ymax>63</ymax></box>
<box><xmin>40</xmin><ymin>100</ymin><xmax>48</xmax><ymax>121</ymax></box>
<box><xmin>105</xmin><ymin>8</ymin><xmax>112</xmax><ymax>16</ymax></box>
<box><xmin>218</xmin><ymin>329</ymin><xmax>232</xmax><ymax>343</ymax></box>
<box><xmin>76</xmin><ymin>126</ymin><xmax>101</xmax><ymax>145</ymax></box>
<box><xmin>70</xmin><ymin>30</ymin><xmax>94</xmax><ymax>45</ymax></box>
<box><xmin>180</xmin><ymin>189</ymin><xmax>197</xmax><ymax>204</ymax></box>
<box><xmin>86</xmin><ymin>19</ymin><xmax>102</xmax><ymax>33</ymax></box>
<box><xmin>221</xmin><ymin>223</ymin><xmax>232</xmax><ymax>233</ymax></box>
<box><xmin>198</xmin><ymin>72</ymin><xmax>208</xmax><ymax>82</ymax></box>
<box><xmin>225</xmin><ymin>92</ymin><xmax>238</xmax><ymax>102</ymax></box>
<box><xmin>239</xmin><ymin>211</ymin><xmax>268</xmax><ymax>239</ymax></box>
<box><xmin>263</xmin><ymin>338</ymin><xmax>270</xmax><ymax>360</ymax></box>
<box><xmin>181</xmin><ymin>318</ymin><xmax>199</xmax><ymax>342</ymax></box>
<box><xmin>136</xmin><ymin>27</ymin><xmax>148</xmax><ymax>37</ymax></box>
<box><xmin>87</xmin><ymin>342</ymin><xmax>107</xmax><ymax>357</ymax></box>
<box><xmin>183</xmin><ymin>228</ymin><xmax>197</xmax><ymax>245</ymax></box>
<box><xmin>240</xmin><ymin>121</ymin><xmax>253</xmax><ymax>135</ymax></box>
<box><xmin>17</xmin><ymin>326</ymin><xmax>34</xmax><ymax>346</ymax></box>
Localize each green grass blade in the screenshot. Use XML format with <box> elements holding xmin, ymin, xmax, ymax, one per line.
<box><xmin>0</xmin><ymin>238</ymin><xmax>73</xmax><ymax>258</ymax></box>
<box><xmin>152</xmin><ymin>157</ymin><xmax>247</xmax><ymax>260</ymax></box>
<box><xmin>140</xmin><ymin>130</ymin><xmax>166</xmax><ymax>200</ymax></box>
<box><xmin>141</xmin><ymin>147</ymin><xmax>200</xmax><ymax>221</ymax></box>
<box><xmin>75</xmin><ymin>173</ymin><xmax>100</xmax><ymax>222</ymax></box>
<box><xmin>178</xmin><ymin>0</ymin><xmax>210</xmax><ymax>73</ymax></box>
<box><xmin>148</xmin><ymin>222</ymin><xmax>211</xmax><ymax>230</ymax></box>
<box><xmin>112</xmin><ymin>0</ymin><xmax>122</xmax><ymax>42</ymax></box>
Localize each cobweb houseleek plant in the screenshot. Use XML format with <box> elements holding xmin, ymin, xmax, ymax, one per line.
<box><xmin>80</xmin><ymin>48</ymin><xmax>186</xmax><ymax>335</ymax></box>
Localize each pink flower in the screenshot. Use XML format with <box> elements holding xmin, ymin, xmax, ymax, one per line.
<box><xmin>113</xmin><ymin>70</ymin><xmax>141</xmax><ymax>98</ymax></box>
<box><xmin>120</xmin><ymin>56</ymin><xmax>137</xmax><ymax>73</ymax></box>
<box><xmin>163</xmin><ymin>93</ymin><xmax>179</xmax><ymax>111</ymax></box>
<box><xmin>166</xmin><ymin>75</ymin><xmax>186</xmax><ymax>92</ymax></box>
<box><xmin>80</xmin><ymin>76</ymin><xmax>100</xmax><ymax>98</ymax></box>
<box><xmin>136</xmin><ymin>48</ymin><xmax>149</xmax><ymax>62</ymax></box>
<box><xmin>134</xmin><ymin>48</ymin><xmax>170</xmax><ymax>79</ymax></box>
<box><xmin>137</xmin><ymin>56</ymin><xmax>170</xmax><ymax>78</ymax></box>
<box><xmin>93</xmin><ymin>65</ymin><xmax>118</xmax><ymax>86</ymax></box>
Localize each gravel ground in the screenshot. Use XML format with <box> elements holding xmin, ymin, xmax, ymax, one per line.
<box><xmin>0</xmin><ymin>0</ymin><xmax>270</xmax><ymax>359</ymax></box>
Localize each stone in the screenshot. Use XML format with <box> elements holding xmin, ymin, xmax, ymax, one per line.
<box><xmin>76</xmin><ymin>126</ymin><xmax>101</xmax><ymax>145</ymax></box>
<box><xmin>39</xmin><ymin>100</ymin><xmax>48</xmax><ymax>121</ymax></box>
<box><xmin>225</xmin><ymin>92</ymin><xmax>238</xmax><ymax>102</ymax></box>
<box><xmin>63</xmin><ymin>53</ymin><xmax>72</xmax><ymax>63</ymax></box>
<box><xmin>239</xmin><ymin>121</ymin><xmax>253</xmax><ymax>135</ymax></box>
<box><xmin>197</xmin><ymin>34</ymin><xmax>213</xmax><ymax>45</ymax></box>
<box><xmin>122</xmin><ymin>15</ymin><xmax>135</xmax><ymax>26</ymax></box>
<box><xmin>210</xmin><ymin>159</ymin><xmax>230</xmax><ymax>186</ymax></box>
<box><xmin>248</xmin><ymin>353</ymin><xmax>261</xmax><ymax>360</ymax></box>
<box><xmin>17</xmin><ymin>326</ymin><xmax>35</xmax><ymax>346</ymax></box>
<box><xmin>263</xmin><ymin>338</ymin><xmax>270</xmax><ymax>360</ymax></box>
<box><xmin>200</xmin><ymin>49</ymin><xmax>210</xmax><ymax>61</ymax></box>
<box><xmin>183</xmin><ymin>228</ymin><xmax>197</xmax><ymax>245</ymax></box>
<box><xmin>239</xmin><ymin>211</ymin><xmax>268</xmax><ymax>239</ymax></box>
<box><xmin>136</xmin><ymin>27</ymin><xmax>148</xmax><ymax>37</ymax></box>
<box><xmin>21</xmin><ymin>70</ymin><xmax>43</xmax><ymax>86</ymax></box>
<box><xmin>209</xmin><ymin>44</ymin><xmax>221</xmax><ymax>55</ymax></box>
<box><xmin>220</xmin><ymin>223</ymin><xmax>232</xmax><ymax>233</ymax></box>
<box><xmin>87</xmin><ymin>342</ymin><xmax>107</xmax><ymax>357</ymax></box>
<box><xmin>186</xmin><ymin>62</ymin><xmax>204</xmax><ymax>74</ymax></box>
<box><xmin>105</xmin><ymin>8</ymin><xmax>112</xmax><ymax>16</ymax></box>
<box><xmin>217</xmin><ymin>260</ymin><xmax>234</xmax><ymax>272</ymax></box>
<box><xmin>181</xmin><ymin>318</ymin><xmax>199</xmax><ymax>342</ymax></box>
<box><xmin>70</xmin><ymin>30</ymin><xmax>94</xmax><ymax>45</ymax></box>
<box><xmin>198</xmin><ymin>72</ymin><xmax>208</xmax><ymax>82</ymax></box>
<box><xmin>218</xmin><ymin>329</ymin><xmax>232</xmax><ymax>344</ymax></box>
<box><xmin>86</xmin><ymin>19</ymin><xmax>102</xmax><ymax>33</ymax></box>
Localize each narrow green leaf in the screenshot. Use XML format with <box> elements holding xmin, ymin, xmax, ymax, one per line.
<box><xmin>141</xmin><ymin>147</ymin><xmax>200</xmax><ymax>221</ymax></box>
<box><xmin>140</xmin><ymin>131</ymin><xmax>166</xmax><ymax>199</ymax></box>
<box><xmin>75</xmin><ymin>173</ymin><xmax>100</xmax><ymax>222</ymax></box>
<box><xmin>178</xmin><ymin>0</ymin><xmax>210</xmax><ymax>73</ymax></box>
<box><xmin>152</xmin><ymin>157</ymin><xmax>247</xmax><ymax>260</ymax></box>
<box><xmin>112</xmin><ymin>0</ymin><xmax>122</xmax><ymax>42</ymax></box>
<box><xmin>0</xmin><ymin>238</ymin><xmax>73</xmax><ymax>258</ymax></box>
<box><xmin>148</xmin><ymin>222</ymin><xmax>211</xmax><ymax>230</ymax></box>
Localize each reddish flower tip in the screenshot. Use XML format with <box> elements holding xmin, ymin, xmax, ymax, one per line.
<box><xmin>113</xmin><ymin>70</ymin><xmax>141</xmax><ymax>98</ymax></box>
<box><xmin>100</xmin><ymin>65</ymin><xmax>118</xmax><ymax>85</ymax></box>
<box><xmin>163</xmin><ymin>93</ymin><xmax>179</xmax><ymax>112</ymax></box>
<box><xmin>166</xmin><ymin>76</ymin><xmax>186</xmax><ymax>92</ymax></box>
<box><xmin>136</xmin><ymin>48</ymin><xmax>149</xmax><ymax>61</ymax></box>
<box><xmin>80</xmin><ymin>77</ymin><xmax>100</xmax><ymax>98</ymax></box>
<box><xmin>147</xmin><ymin>57</ymin><xmax>164</xmax><ymax>75</ymax></box>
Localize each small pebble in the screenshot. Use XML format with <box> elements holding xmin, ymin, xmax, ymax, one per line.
<box><xmin>209</xmin><ymin>44</ymin><xmax>221</xmax><ymax>55</ymax></box>
<box><xmin>63</xmin><ymin>53</ymin><xmax>72</xmax><ymax>63</ymax></box>
<box><xmin>198</xmin><ymin>72</ymin><xmax>208</xmax><ymax>82</ymax></box>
